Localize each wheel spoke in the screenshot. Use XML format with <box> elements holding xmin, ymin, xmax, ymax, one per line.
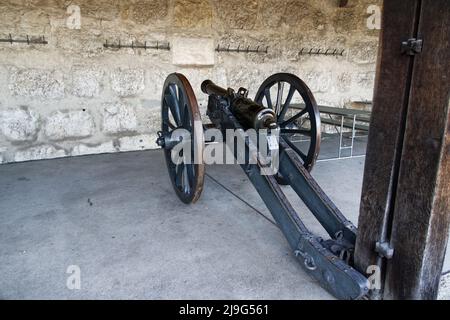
<box><xmin>163</xmin><ymin>120</ymin><xmax>176</xmax><ymax>130</ymax></box>
<box><xmin>175</xmin><ymin>162</ymin><xmax>185</xmax><ymax>187</ymax></box>
<box><xmin>264</xmin><ymin>88</ymin><xmax>273</xmax><ymax>109</ymax></box>
<box><xmin>167</xmin><ymin>85</ymin><xmax>182</xmax><ymax>126</ymax></box>
<box><xmin>281</xmin><ymin>108</ymin><xmax>308</xmax><ymax>127</ymax></box>
<box><xmin>182</xmin><ymin>164</ymin><xmax>190</xmax><ymax>193</ymax></box>
<box><xmin>164</xmin><ymin>96</ymin><xmax>181</xmax><ymax>128</ymax></box>
<box><xmin>283</xmin><ymin>136</ymin><xmax>308</xmax><ymax>162</ymax></box>
<box><xmin>275</xmin><ymin>82</ymin><xmax>285</xmax><ymax>116</ymax></box>
<box><xmin>279</xmin><ymin>86</ymin><xmax>296</xmax><ymax>121</ymax></box>
<box><xmin>185</xmin><ymin>164</ymin><xmax>195</xmax><ymax>191</ymax></box>
<box><xmin>182</xmin><ymin>104</ymin><xmax>191</xmax><ymax>129</ymax></box>
<box><xmin>178</xmin><ymin>87</ymin><xmax>186</xmax><ymax>121</ymax></box>
<box><xmin>281</xmin><ymin>128</ymin><xmax>311</xmax><ymax>136</ymax></box>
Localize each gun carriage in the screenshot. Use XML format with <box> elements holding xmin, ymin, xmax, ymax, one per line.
<box><xmin>156</xmin><ymin>72</ymin><xmax>370</xmax><ymax>299</ymax></box>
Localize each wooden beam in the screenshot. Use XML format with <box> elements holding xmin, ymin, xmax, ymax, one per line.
<box><xmin>354</xmin><ymin>0</ymin><xmax>421</xmax><ymax>296</ymax></box>
<box><xmin>384</xmin><ymin>0</ymin><xmax>450</xmax><ymax>299</ymax></box>
<box><xmin>355</xmin><ymin>0</ymin><xmax>450</xmax><ymax>299</ymax></box>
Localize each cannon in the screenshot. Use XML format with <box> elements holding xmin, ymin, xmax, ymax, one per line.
<box><xmin>156</xmin><ymin>73</ymin><xmax>370</xmax><ymax>299</ymax></box>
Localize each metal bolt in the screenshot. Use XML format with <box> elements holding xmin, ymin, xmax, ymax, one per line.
<box><xmin>375</xmin><ymin>241</ymin><xmax>394</xmax><ymax>259</ymax></box>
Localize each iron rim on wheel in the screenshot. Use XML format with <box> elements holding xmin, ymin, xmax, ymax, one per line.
<box><xmin>159</xmin><ymin>73</ymin><xmax>205</xmax><ymax>204</ymax></box>
<box><xmin>255</xmin><ymin>73</ymin><xmax>321</xmax><ymax>173</ymax></box>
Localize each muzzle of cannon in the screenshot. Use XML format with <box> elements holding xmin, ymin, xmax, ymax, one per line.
<box><xmin>156</xmin><ymin>72</ymin><xmax>370</xmax><ymax>300</ymax></box>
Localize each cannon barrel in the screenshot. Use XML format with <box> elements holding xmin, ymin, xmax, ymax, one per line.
<box><xmin>201</xmin><ymin>80</ymin><xmax>229</xmax><ymax>97</ymax></box>
<box><xmin>201</xmin><ymin>80</ymin><xmax>277</xmax><ymax>130</ymax></box>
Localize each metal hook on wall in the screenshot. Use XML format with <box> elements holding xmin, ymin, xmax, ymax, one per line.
<box><xmin>103</xmin><ymin>39</ymin><xmax>170</xmax><ymax>51</ymax></box>
<box><xmin>299</xmin><ymin>47</ymin><xmax>345</xmax><ymax>57</ymax></box>
<box><xmin>0</xmin><ymin>34</ymin><xmax>48</xmax><ymax>45</ymax></box>
<box><xmin>216</xmin><ymin>43</ymin><xmax>269</xmax><ymax>54</ymax></box>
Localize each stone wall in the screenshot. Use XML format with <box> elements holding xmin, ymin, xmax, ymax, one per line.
<box><xmin>0</xmin><ymin>0</ymin><xmax>382</xmax><ymax>164</ymax></box>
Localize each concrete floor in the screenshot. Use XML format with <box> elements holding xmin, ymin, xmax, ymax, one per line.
<box><xmin>0</xmin><ymin>136</ymin><xmax>448</xmax><ymax>299</ymax></box>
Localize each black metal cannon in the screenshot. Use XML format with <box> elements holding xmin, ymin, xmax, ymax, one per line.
<box><xmin>156</xmin><ymin>73</ymin><xmax>370</xmax><ymax>299</ymax></box>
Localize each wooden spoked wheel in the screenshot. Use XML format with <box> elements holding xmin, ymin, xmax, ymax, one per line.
<box><xmin>158</xmin><ymin>73</ymin><xmax>205</xmax><ymax>204</ymax></box>
<box><xmin>255</xmin><ymin>73</ymin><xmax>321</xmax><ymax>183</ymax></box>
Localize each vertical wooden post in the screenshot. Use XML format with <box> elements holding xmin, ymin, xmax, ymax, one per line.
<box><xmin>354</xmin><ymin>0</ymin><xmax>421</xmax><ymax>296</ymax></box>
<box><xmin>383</xmin><ymin>0</ymin><xmax>450</xmax><ymax>299</ymax></box>
<box><xmin>355</xmin><ymin>0</ymin><xmax>450</xmax><ymax>299</ymax></box>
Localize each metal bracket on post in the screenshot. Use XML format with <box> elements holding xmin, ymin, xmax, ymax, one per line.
<box><xmin>401</xmin><ymin>38</ymin><xmax>423</xmax><ymax>56</ymax></box>
<box><xmin>375</xmin><ymin>241</ymin><xmax>394</xmax><ymax>259</ymax></box>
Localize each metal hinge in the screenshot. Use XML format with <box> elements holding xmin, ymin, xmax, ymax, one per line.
<box><xmin>375</xmin><ymin>241</ymin><xmax>394</xmax><ymax>259</ymax></box>
<box><xmin>401</xmin><ymin>38</ymin><xmax>423</xmax><ymax>56</ymax></box>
